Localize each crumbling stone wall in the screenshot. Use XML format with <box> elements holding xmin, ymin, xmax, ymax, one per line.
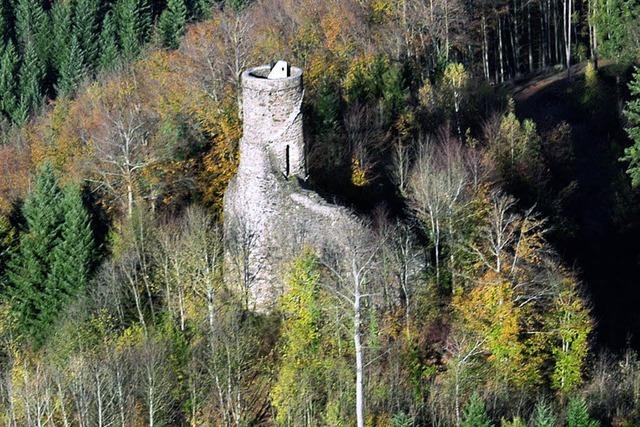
<box><xmin>223</xmin><ymin>64</ymin><xmax>360</xmax><ymax>310</ymax></box>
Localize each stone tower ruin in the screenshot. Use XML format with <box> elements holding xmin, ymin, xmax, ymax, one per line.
<box><xmin>224</xmin><ymin>61</ymin><xmax>358</xmax><ymax>310</ymax></box>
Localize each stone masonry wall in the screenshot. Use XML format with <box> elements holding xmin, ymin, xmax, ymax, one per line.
<box><xmin>223</xmin><ymin>64</ymin><xmax>361</xmax><ymax>310</ymax></box>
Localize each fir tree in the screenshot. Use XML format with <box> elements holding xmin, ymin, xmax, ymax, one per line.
<box><xmin>622</xmin><ymin>67</ymin><xmax>640</xmax><ymax>187</ymax></box>
<box><xmin>0</xmin><ymin>214</ymin><xmax>16</xmax><ymax>281</ymax></box>
<box><xmin>0</xmin><ymin>41</ymin><xmax>19</xmax><ymax>119</ymax></box>
<box><xmin>116</xmin><ymin>0</ymin><xmax>151</xmax><ymax>59</ymax></box>
<box><xmin>7</xmin><ymin>163</ymin><xmax>64</xmax><ymax>343</ymax></box>
<box><xmin>56</xmin><ymin>35</ymin><xmax>86</xmax><ymax>98</ymax></box>
<box><xmin>566</xmin><ymin>397</ymin><xmax>598</xmax><ymax>427</ymax></box>
<box><xmin>51</xmin><ymin>0</ymin><xmax>71</xmax><ymax>78</ymax></box>
<box><xmin>188</xmin><ymin>0</ymin><xmax>212</xmax><ymax>20</ymax></box>
<box><xmin>45</xmin><ymin>185</ymin><xmax>94</xmax><ymax>324</ymax></box>
<box><xmin>0</xmin><ymin>0</ymin><xmax>7</xmax><ymax>46</ymax></box>
<box><xmin>461</xmin><ymin>393</ymin><xmax>493</xmax><ymax>427</ymax></box>
<box><xmin>529</xmin><ymin>400</ymin><xmax>556</xmax><ymax>427</ymax></box>
<box><xmin>98</xmin><ymin>11</ymin><xmax>119</xmax><ymax>71</ymax></box>
<box><xmin>14</xmin><ymin>0</ymin><xmax>50</xmax><ymax>67</ymax></box>
<box><xmin>72</xmin><ymin>0</ymin><xmax>100</xmax><ymax>70</ymax></box>
<box><xmin>158</xmin><ymin>0</ymin><xmax>187</xmax><ymax>49</ymax></box>
<box><xmin>18</xmin><ymin>40</ymin><xmax>44</xmax><ymax>117</ymax></box>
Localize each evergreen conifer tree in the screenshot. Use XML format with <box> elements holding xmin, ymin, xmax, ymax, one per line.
<box><xmin>116</xmin><ymin>0</ymin><xmax>151</xmax><ymax>59</ymax></box>
<box><xmin>98</xmin><ymin>11</ymin><xmax>119</xmax><ymax>71</ymax></box>
<box><xmin>72</xmin><ymin>0</ymin><xmax>100</xmax><ymax>70</ymax></box>
<box><xmin>7</xmin><ymin>163</ymin><xmax>64</xmax><ymax>343</ymax></box>
<box><xmin>159</xmin><ymin>0</ymin><xmax>187</xmax><ymax>49</ymax></box>
<box><xmin>529</xmin><ymin>400</ymin><xmax>556</xmax><ymax>427</ymax></box>
<box><xmin>0</xmin><ymin>0</ymin><xmax>7</xmax><ymax>46</ymax></box>
<box><xmin>622</xmin><ymin>67</ymin><xmax>640</xmax><ymax>187</ymax></box>
<box><xmin>461</xmin><ymin>393</ymin><xmax>493</xmax><ymax>427</ymax></box>
<box><xmin>566</xmin><ymin>398</ymin><xmax>599</xmax><ymax>427</ymax></box>
<box><xmin>0</xmin><ymin>41</ymin><xmax>19</xmax><ymax>119</ymax></box>
<box><xmin>14</xmin><ymin>0</ymin><xmax>50</xmax><ymax>68</ymax></box>
<box><xmin>56</xmin><ymin>35</ymin><xmax>86</xmax><ymax>97</ymax></box>
<box><xmin>45</xmin><ymin>185</ymin><xmax>94</xmax><ymax>324</ymax></box>
<box><xmin>51</xmin><ymin>0</ymin><xmax>72</xmax><ymax>77</ymax></box>
<box><xmin>18</xmin><ymin>40</ymin><xmax>44</xmax><ymax>116</ymax></box>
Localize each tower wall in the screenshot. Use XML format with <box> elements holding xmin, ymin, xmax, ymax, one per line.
<box><xmin>240</xmin><ymin>65</ymin><xmax>305</xmax><ymax>177</ymax></box>
<box><xmin>223</xmin><ymin>63</ymin><xmax>361</xmax><ymax>311</ymax></box>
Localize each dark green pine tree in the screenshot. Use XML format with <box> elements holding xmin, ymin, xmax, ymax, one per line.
<box><xmin>98</xmin><ymin>10</ymin><xmax>119</xmax><ymax>71</ymax></box>
<box><xmin>0</xmin><ymin>41</ymin><xmax>19</xmax><ymax>119</ymax></box>
<box><xmin>7</xmin><ymin>163</ymin><xmax>65</xmax><ymax>344</ymax></box>
<box><xmin>14</xmin><ymin>0</ymin><xmax>50</xmax><ymax>66</ymax></box>
<box><xmin>0</xmin><ymin>214</ymin><xmax>17</xmax><ymax>283</ymax></box>
<box><xmin>0</xmin><ymin>0</ymin><xmax>7</xmax><ymax>46</ymax></box>
<box><xmin>51</xmin><ymin>0</ymin><xmax>72</xmax><ymax>78</ymax></box>
<box><xmin>17</xmin><ymin>40</ymin><xmax>44</xmax><ymax>119</ymax></box>
<box><xmin>72</xmin><ymin>0</ymin><xmax>100</xmax><ymax>71</ymax></box>
<box><xmin>116</xmin><ymin>0</ymin><xmax>152</xmax><ymax>60</ymax></box>
<box><xmin>45</xmin><ymin>185</ymin><xmax>94</xmax><ymax>326</ymax></box>
<box><xmin>622</xmin><ymin>67</ymin><xmax>640</xmax><ymax>187</ymax></box>
<box><xmin>56</xmin><ymin>35</ymin><xmax>87</xmax><ymax>98</ymax></box>
<box><xmin>460</xmin><ymin>393</ymin><xmax>493</xmax><ymax>427</ymax></box>
<box><xmin>529</xmin><ymin>400</ymin><xmax>556</xmax><ymax>427</ymax></box>
<box><xmin>159</xmin><ymin>0</ymin><xmax>187</xmax><ymax>49</ymax></box>
<box><xmin>188</xmin><ymin>0</ymin><xmax>212</xmax><ymax>20</ymax></box>
<box><xmin>566</xmin><ymin>397</ymin><xmax>599</xmax><ymax>427</ymax></box>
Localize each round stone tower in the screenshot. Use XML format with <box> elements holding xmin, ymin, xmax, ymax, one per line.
<box><xmin>223</xmin><ymin>62</ymin><xmax>306</xmax><ymax>309</ymax></box>
<box><xmin>239</xmin><ymin>63</ymin><xmax>305</xmax><ymax>178</ymax></box>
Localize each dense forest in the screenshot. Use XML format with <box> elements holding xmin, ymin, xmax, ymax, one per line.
<box><xmin>0</xmin><ymin>0</ymin><xmax>639</xmax><ymax>425</ymax></box>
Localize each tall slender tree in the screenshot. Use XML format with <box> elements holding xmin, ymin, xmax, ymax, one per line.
<box><xmin>0</xmin><ymin>41</ymin><xmax>19</xmax><ymax>119</ymax></box>
<box><xmin>56</xmin><ymin>35</ymin><xmax>87</xmax><ymax>97</ymax></box>
<box><xmin>98</xmin><ymin>10</ymin><xmax>119</xmax><ymax>71</ymax></box>
<box><xmin>18</xmin><ymin>40</ymin><xmax>44</xmax><ymax>116</ymax></box>
<box><xmin>158</xmin><ymin>0</ymin><xmax>187</xmax><ymax>49</ymax></box>
<box><xmin>51</xmin><ymin>0</ymin><xmax>71</xmax><ymax>76</ymax></box>
<box><xmin>116</xmin><ymin>0</ymin><xmax>152</xmax><ymax>59</ymax></box>
<box><xmin>6</xmin><ymin>163</ymin><xmax>64</xmax><ymax>343</ymax></box>
<box><xmin>621</xmin><ymin>67</ymin><xmax>640</xmax><ymax>187</ymax></box>
<box><xmin>73</xmin><ymin>0</ymin><xmax>100</xmax><ymax>70</ymax></box>
<box><xmin>45</xmin><ymin>185</ymin><xmax>95</xmax><ymax>325</ymax></box>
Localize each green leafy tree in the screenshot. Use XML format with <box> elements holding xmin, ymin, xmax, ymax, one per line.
<box><xmin>622</xmin><ymin>67</ymin><xmax>640</xmax><ymax>187</ymax></box>
<box><xmin>594</xmin><ymin>0</ymin><xmax>640</xmax><ymax>64</ymax></box>
<box><xmin>159</xmin><ymin>0</ymin><xmax>187</xmax><ymax>49</ymax></box>
<box><xmin>72</xmin><ymin>0</ymin><xmax>100</xmax><ymax>70</ymax></box>
<box><xmin>45</xmin><ymin>185</ymin><xmax>95</xmax><ymax>327</ymax></box>
<box><xmin>0</xmin><ymin>41</ymin><xmax>19</xmax><ymax>119</ymax></box>
<box><xmin>566</xmin><ymin>397</ymin><xmax>598</xmax><ymax>427</ymax></box>
<box><xmin>530</xmin><ymin>400</ymin><xmax>556</xmax><ymax>427</ymax></box>
<box><xmin>461</xmin><ymin>393</ymin><xmax>493</xmax><ymax>427</ymax></box>
<box><xmin>98</xmin><ymin>11</ymin><xmax>119</xmax><ymax>71</ymax></box>
<box><xmin>381</xmin><ymin>62</ymin><xmax>407</xmax><ymax>120</ymax></box>
<box><xmin>549</xmin><ymin>279</ymin><xmax>592</xmax><ymax>396</ymax></box>
<box><xmin>271</xmin><ymin>251</ymin><xmax>327</xmax><ymax>426</ymax></box>
<box><xmin>56</xmin><ymin>35</ymin><xmax>87</xmax><ymax>97</ymax></box>
<box><xmin>7</xmin><ymin>163</ymin><xmax>64</xmax><ymax>343</ymax></box>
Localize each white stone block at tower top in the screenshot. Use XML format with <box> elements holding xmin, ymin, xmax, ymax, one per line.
<box><xmin>239</xmin><ymin>62</ymin><xmax>305</xmax><ymax>178</ymax></box>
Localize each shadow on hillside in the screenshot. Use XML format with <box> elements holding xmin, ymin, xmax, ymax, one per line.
<box><xmin>515</xmin><ymin>64</ymin><xmax>640</xmax><ymax>351</ymax></box>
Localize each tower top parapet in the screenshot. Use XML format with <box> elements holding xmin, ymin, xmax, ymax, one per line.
<box><xmin>240</xmin><ymin>61</ymin><xmax>305</xmax><ymax>178</ymax></box>
<box><xmin>241</xmin><ymin>63</ymin><xmax>303</xmax><ymax>91</ymax></box>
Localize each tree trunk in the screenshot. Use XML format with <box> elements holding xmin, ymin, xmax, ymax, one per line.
<box><xmin>354</xmin><ymin>286</ymin><xmax>364</xmax><ymax>427</ymax></box>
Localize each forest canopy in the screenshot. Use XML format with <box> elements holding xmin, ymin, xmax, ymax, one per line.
<box><xmin>0</xmin><ymin>0</ymin><xmax>638</xmax><ymax>425</ymax></box>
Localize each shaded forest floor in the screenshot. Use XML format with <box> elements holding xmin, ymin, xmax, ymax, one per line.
<box><xmin>513</xmin><ymin>61</ymin><xmax>640</xmax><ymax>352</ymax></box>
